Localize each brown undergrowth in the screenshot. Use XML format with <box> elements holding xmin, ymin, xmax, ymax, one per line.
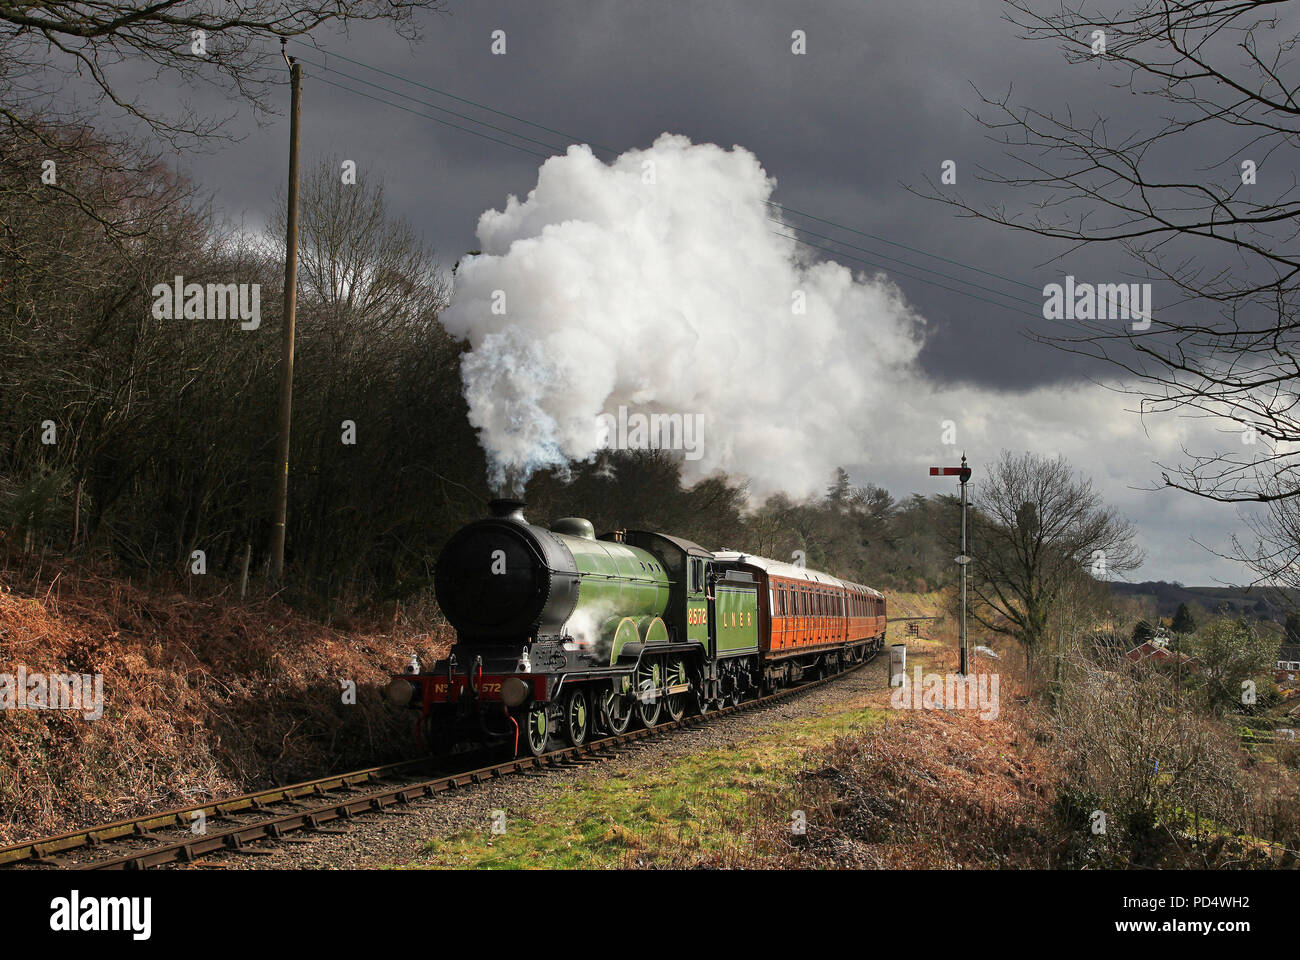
<box><xmin>0</xmin><ymin>549</ymin><xmax>450</xmax><ymax>845</ymax></box>
<box><xmin>735</xmin><ymin>646</ymin><xmax>1059</xmax><ymax>868</ymax></box>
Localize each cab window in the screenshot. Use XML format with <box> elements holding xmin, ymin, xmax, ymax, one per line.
<box><xmin>689</xmin><ymin>558</ymin><xmax>703</xmax><ymax>593</ymax></box>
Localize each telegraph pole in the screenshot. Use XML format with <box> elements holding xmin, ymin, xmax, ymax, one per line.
<box><xmin>930</xmin><ymin>455</ymin><xmax>973</xmax><ymax>675</ymax></box>
<box><xmin>269</xmin><ymin>46</ymin><xmax>301</xmax><ymax>585</ymax></box>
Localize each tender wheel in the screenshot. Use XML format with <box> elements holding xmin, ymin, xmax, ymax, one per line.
<box><xmin>693</xmin><ymin>682</ymin><xmax>711</xmax><ymax>715</ymax></box>
<box><xmin>565</xmin><ymin>689</ymin><xmax>589</xmax><ymax>746</ymax></box>
<box><xmin>523</xmin><ymin>703</ymin><xmax>550</xmax><ymax>757</ymax></box>
<box><xmin>600</xmin><ymin>688</ymin><xmax>632</xmax><ymax>735</ymax></box>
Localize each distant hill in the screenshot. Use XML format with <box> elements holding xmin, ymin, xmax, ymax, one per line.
<box><xmin>1109</xmin><ymin>581</ymin><xmax>1300</xmax><ymax>624</ymax></box>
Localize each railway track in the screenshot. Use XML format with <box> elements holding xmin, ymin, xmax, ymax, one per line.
<box><xmin>1</xmin><ymin>653</ymin><xmax>877</xmax><ymax>871</ymax></box>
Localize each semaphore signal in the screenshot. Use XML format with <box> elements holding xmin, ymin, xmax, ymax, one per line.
<box><xmin>929</xmin><ymin>454</ymin><xmax>972</xmax><ymax>676</ymax></box>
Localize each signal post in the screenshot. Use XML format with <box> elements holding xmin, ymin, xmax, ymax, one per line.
<box><xmin>929</xmin><ymin>456</ymin><xmax>972</xmax><ymax>676</ymax></box>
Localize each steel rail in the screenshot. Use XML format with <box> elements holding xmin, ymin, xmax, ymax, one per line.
<box><xmin>0</xmin><ymin>756</ymin><xmax>441</xmax><ymax>868</ymax></box>
<box><xmin>1</xmin><ymin>653</ymin><xmax>878</xmax><ymax>871</ymax></box>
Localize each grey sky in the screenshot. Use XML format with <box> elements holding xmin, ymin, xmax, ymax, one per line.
<box><xmin>72</xmin><ymin>1</ymin><xmax>1267</xmax><ymax>585</ymax></box>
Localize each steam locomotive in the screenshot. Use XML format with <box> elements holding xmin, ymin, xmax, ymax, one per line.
<box><xmin>385</xmin><ymin>499</ymin><xmax>887</xmax><ymax>756</ymax></box>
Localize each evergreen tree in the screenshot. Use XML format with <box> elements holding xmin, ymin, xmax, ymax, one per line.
<box><xmin>1171</xmin><ymin>602</ymin><xmax>1196</xmax><ymax>635</ymax></box>
<box><xmin>825</xmin><ymin>467</ymin><xmax>851</xmax><ymax>508</ymax></box>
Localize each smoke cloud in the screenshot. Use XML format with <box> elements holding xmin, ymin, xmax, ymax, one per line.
<box><xmin>441</xmin><ymin>133</ymin><xmax>927</xmax><ymax>498</ymax></box>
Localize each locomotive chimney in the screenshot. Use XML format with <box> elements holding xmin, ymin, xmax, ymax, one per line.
<box><xmin>488</xmin><ymin>498</ymin><xmax>527</xmax><ymax>523</ymax></box>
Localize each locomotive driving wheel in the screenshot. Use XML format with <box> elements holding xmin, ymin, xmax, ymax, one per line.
<box><xmin>565</xmin><ymin>689</ymin><xmax>589</xmax><ymax>746</ymax></box>
<box><xmin>663</xmin><ymin>660</ymin><xmax>687</xmax><ymax>721</ymax></box>
<box><xmin>635</xmin><ymin>659</ymin><xmax>662</xmax><ymax>727</ymax></box>
<box><xmin>600</xmin><ymin>686</ymin><xmax>632</xmax><ymax>735</ymax></box>
<box><xmin>664</xmin><ymin>690</ymin><xmax>686</xmax><ymax>721</ymax></box>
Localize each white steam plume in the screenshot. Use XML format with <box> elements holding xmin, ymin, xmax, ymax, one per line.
<box><xmin>441</xmin><ymin>133</ymin><xmax>926</xmax><ymax>498</ymax></box>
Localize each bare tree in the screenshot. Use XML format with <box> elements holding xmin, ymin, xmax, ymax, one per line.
<box><xmin>266</xmin><ymin>156</ymin><xmax>459</xmax><ymax>583</ymax></box>
<box><xmin>917</xmin><ymin>3</ymin><xmax>1300</xmax><ymax>520</ymax></box>
<box><xmin>1</xmin><ymin>2</ymin><xmax>437</xmax><ymax>144</ymax></box>
<box><xmin>969</xmin><ymin>451</ymin><xmax>1142</xmax><ymax>666</ymax></box>
<box><xmin>0</xmin><ymin>1</ymin><xmax>442</xmax><ymax>242</ymax></box>
<box><xmin>1052</xmin><ymin>638</ymin><xmax>1248</xmax><ymax>867</ymax></box>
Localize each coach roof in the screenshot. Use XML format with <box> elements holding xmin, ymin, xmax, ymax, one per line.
<box><xmin>711</xmin><ymin>551</ymin><xmax>884</xmax><ymax>598</ymax></box>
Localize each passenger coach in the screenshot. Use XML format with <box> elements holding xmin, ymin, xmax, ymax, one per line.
<box><xmin>712</xmin><ymin>552</ymin><xmax>886</xmax><ymax>688</ymax></box>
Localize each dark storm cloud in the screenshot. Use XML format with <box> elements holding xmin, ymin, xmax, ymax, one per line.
<box><xmin>158</xmin><ymin>0</ymin><xmax>1136</xmax><ymax>389</ymax></box>
<box><xmin>61</xmin><ymin>1</ymin><xmax>1260</xmax><ymax>583</ymax></box>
